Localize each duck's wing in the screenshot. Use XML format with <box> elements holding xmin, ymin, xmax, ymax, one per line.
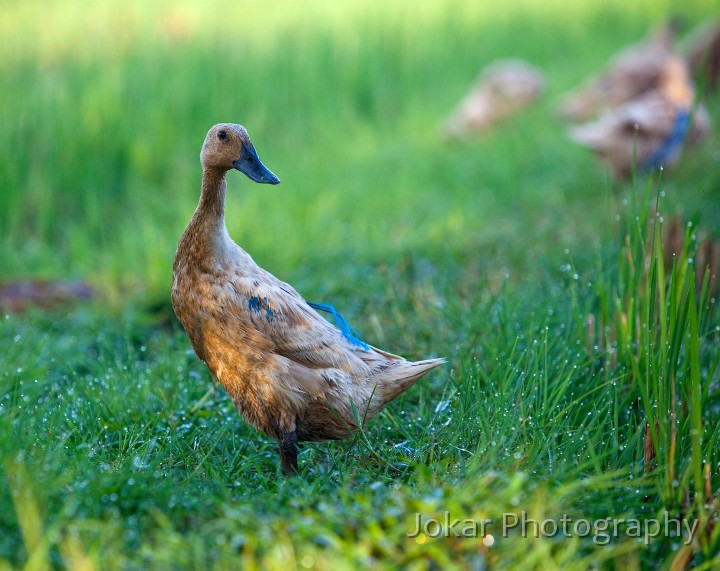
<box><xmin>212</xmin><ymin>268</ymin><xmax>400</xmax><ymax>376</ymax></box>
<box><xmin>568</xmin><ymin>93</ymin><xmax>676</xmax><ymax>150</ymax></box>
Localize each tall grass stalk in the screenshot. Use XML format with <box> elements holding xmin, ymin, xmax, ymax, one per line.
<box><xmin>597</xmin><ymin>173</ymin><xmax>719</xmax><ymax>559</ymax></box>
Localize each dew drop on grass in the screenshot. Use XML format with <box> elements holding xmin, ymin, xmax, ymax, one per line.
<box><xmin>434</xmin><ymin>400</ymin><xmax>449</xmax><ymax>414</ymax></box>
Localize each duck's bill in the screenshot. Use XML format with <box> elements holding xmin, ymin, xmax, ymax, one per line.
<box><xmin>233</xmin><ymin>144</ymin><xmax>280</xmax><ymax>184</ymax></box>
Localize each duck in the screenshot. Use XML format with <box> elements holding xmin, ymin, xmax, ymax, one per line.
<box><xmin>567</xmin><ymin>56</ymin><xmax>711</xmax><ymax>179</ymax></box>
<box><xmin>171</xmin><ymin>123</ymin><xmax>445</xmax><ymax>475</ymax></box>
<box><xmin>443</xmin><ymin>59</ymin><xmax>546</xmax><ymax>138</ymax></box>
<box><xmin>558</xmin><ymin>22</ymin><xmax>679</xmax><ymax>121</ymax></box>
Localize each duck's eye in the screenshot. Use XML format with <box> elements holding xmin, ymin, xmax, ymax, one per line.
<box><xmin>218</xmin><ymin>130</ymin><xmax>228</xmax><ymax>141</ymax></box>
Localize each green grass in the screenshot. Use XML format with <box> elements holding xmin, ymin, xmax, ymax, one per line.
<box><xmin>1</xmin><ymin>0</ymin><xmax>719</xmax><ymax>569</ymax></box>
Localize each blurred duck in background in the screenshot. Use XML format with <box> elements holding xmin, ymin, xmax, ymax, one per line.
<box><xmin>567</xmin><ymin>55</ymin><xmax>710</xmax><ymax>179</ymax></box>
<box><xmin>558</xmin><ymin>22</ymin><xmax>679</xmax><ymax>121</ymax></box>
<box><xmin>560</xmin><ymin>19</ymin><xmax>716</xmax><ymax>180</ymax></box>
<box><xmin>443</xmin><ymin>59</ymin><xmax>545</xmax><ymax>138</ymax></box>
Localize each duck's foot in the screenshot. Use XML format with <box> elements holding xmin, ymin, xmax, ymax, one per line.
<box><xmin>279</xmin><ymin>430</ymin><xmax>299</xmax><ymax>476</ymax></box>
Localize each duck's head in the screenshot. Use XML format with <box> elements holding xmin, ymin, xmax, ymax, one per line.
<box><xmin>200</xmin><ymin>123</ymin><xmax>280</xmax><ymax>184</ymax></box>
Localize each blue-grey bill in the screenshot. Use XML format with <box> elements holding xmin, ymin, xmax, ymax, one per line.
<box><xmin>233</xmin><ymin>144</ymin><xmax>280</xmax><ymax>184</ymax></box>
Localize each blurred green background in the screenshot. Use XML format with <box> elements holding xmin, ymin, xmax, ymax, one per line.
<box><xmin>1</xmin><ymin>0</ymin><xmax>717</xmax><ymax>301</ymax></box>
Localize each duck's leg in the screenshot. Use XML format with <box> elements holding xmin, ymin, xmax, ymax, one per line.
<box><xmin>279</xmin><ymin>429</ymin><xmax>299</xmax><ymax>475</ymax></box>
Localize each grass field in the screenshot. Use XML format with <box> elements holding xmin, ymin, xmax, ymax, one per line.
<box><xmin>1</xmin><ymin>0</ymin><xmax>720</xmax><ymax>568</ymax></box>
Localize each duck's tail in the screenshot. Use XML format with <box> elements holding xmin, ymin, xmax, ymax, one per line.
<box><xmin>377</xmin><ymin>357</ymin><xmax>446</xmax><ymax>403</ymax></box>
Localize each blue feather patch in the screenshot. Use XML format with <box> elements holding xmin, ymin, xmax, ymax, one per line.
<box><xmin>308</xmin><ymin>302</ymin><xmax>370</xmax><ymax>351</ymax></box>
<box><xmin>248</xmin><ymin>296</ymin><xmax>276</xmax><ymax>322</ymax></box>
<box><xmin>642</xmin><ymin>108</ymin><xmax>691</xmax><ymax>172</ymax></box>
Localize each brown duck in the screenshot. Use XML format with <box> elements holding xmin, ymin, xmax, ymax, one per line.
<box><xmin>567</xmin><ymin>56</ymin><xmax>710</xmax><ymax>179</ymax></box>
<box><xmin>557</xmin><ymin>22</ymin><xmax>679</xmax><ymax>121</ymax></box>
<box><xmin>172</xmin><ymin>123</ymin><xmax>445</xmax><ymax>474</ymax></box>
<box><xmin>443</xmin><ymin>59</ymin><xmax>546</xmax><ymax>138</ymax></box>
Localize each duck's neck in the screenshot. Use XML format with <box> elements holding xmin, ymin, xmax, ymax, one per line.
<box><xmin>192</xmin><ymin>167</ymin><xmax>228</xmax><ymax>233</ymax></box>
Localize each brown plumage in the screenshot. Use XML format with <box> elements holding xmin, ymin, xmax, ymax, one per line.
<box><xmin>172</xmin><ymin>123</ymin><xmax>445</xmax><ymax>474</ymax></box>
<box><xmin>558</xmin><ymin>23</ymin><xmax>679</xmax><ymax>121</ymax></box>
<box><xmin>567</xmin><ymin>56</ymin><xmax>710</xmax><ymax>179</ymax></box>
<box><xmin>443</xmin><ymin>59</ymin><xmax>546</xmax><ymax>138</ymax></box>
